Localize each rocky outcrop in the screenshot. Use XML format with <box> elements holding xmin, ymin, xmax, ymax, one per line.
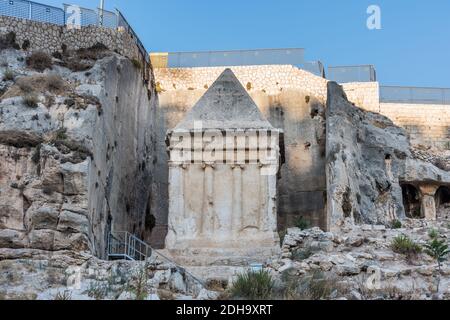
<box><xmin>326</xmin><ymin>82</ymin><xmax>450</xmax><ymax>229</ymax></box>
<box><xmin>0</xmin><ymin>47</ymin><xmax>157</xmax><ymax>258</ymax></box>
<box><xmin>274</xmin><ymin>217</ymin><xmax>450</xmax><ymax>300</ymax></box>
<box><xmin>0</xmin><ymin>251</ymin><xmax>218</xmax><ymax>300</ymax></box>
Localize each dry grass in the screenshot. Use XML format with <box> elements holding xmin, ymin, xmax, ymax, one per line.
<box><xmin>282</xmin><ymin>271</ymin><xmax>347</xmax><ymax>300</ymax></box>
<box><xmin>56</xmin><ymin>42</ymin><xmax>111</xmax><ymax>72</ymax></box>
<box><xmin>2</xmin><ymin>74</ymin><xmax>67</xmax><ymax>99</ymax></box>
<box><xmin>22</xmin><ymin>93</ymin><xmax>39</xmax><ymax>108</ymax></box>
<box><xmin>45</xmin><ymin>74</ymin><xmax>65</xmax><ymax>91</ymax></box>
<box><xmin>26</xmin><ymin>51</ymin><xmax>53</xmax><ymax>72</ymax></box>
<box><xmin>0</xmin><ymin>32</ymin><xmax>20</xmax><ymax>51</ymax></box>
<box><xmin>2</xmin><ymin>69</ymin><xmax>14</xmax><ymax>81</ymax></box>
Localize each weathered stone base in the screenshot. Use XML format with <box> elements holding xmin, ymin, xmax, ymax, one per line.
<box><xmin>164</xmin><ymin>245</ymin><xmax>281</xmax><ymax>267</ymax></box>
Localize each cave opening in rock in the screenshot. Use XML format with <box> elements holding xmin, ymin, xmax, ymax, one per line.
<box><xmin>401</xmin><ymin>184</ymin><xmax>422</xmax><ymax>219</ymax></box>
<box><xmin>435</xmin><ymin>186</ymin><xmax>450</xmax><ymax>218</ymax></box>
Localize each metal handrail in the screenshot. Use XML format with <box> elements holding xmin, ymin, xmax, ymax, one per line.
<box><xmin>108</xmin><ymin>231</ymin><xmax>152</xmax><ymax>261</ymax></box>
<box><xmin>107</xmin><ymin>231</ymin><xmax>206</xmax><ymax>288</ymax></box>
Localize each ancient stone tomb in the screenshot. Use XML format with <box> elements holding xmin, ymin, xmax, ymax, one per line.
<box><xmin>165</xmin><ymin>69</ymin><xmax>283</xmax><ymax>264</ymax></box>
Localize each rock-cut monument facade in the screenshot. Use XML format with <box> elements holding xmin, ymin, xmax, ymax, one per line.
<box><xmin>165</xmin><ymin>69</ymin><xmax>284</xmax><ymax>265</ymax></box>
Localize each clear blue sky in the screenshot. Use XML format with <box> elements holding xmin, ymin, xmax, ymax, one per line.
<box><xmin>42</xmin><ymin>0</ymin><xmax>450</xmax><ymax>87</ymax></box>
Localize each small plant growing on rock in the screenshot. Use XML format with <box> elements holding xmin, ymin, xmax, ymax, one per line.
<box><xmin>86</xmin><ymin>281</ymin><xmax>109</xmax><ymax>300</ymax></box>
<box><xmin>22</xmin><ymin>93</ymin><xmax>39</xmax><ymax>108</ymax></box>
<box><xmin>127</xmin><ymin>264</ymin><xmax>149</xmax><ymax>300</ymax></box>
<box><xmin>391</xmin><ymin>219</ymin><xmax>402</xmax><ymax>229</ymax></box>
<box><xmin>283</xmin><ymin>271</ymin><xmax>344</xmax><ymax>300</ymax></box>
<box><xmin>3</xmin><ymin>69</ymin><xmax>14</xmax><ymax>81</ymax></box>
<box><xmin>26</xmin><ymin>51</ymin><xmax>53</xmax><ymax>72</ymax></box>
<box><xmin>45</xmin><ymin>74</ymin><xmax>65</xmax><ymax>92</ymax></box>
<box><xmin>428</xmin><ymin>229</ymin><xmax>439</xmax><ymax>240</ymax></box>
<box><xmin>54</xmin><ymin>290</ymin><xmax>72</xmax><ymax>300</ymax></box>
<box><xmin>130</xmin><ymin>58</ymin><xmax>142</xmax><ymax>70</ymax></box>
<box><xmin>424</xmin><ymin>232</ymin><xmax>449</xmax><ymax>293</ymax></box>
<box><xmin>424</xmin><ymin>237</ymin><xmax>449</xmax><ymax>273</ymax></box>
<box><xmin>391</xmin><ymin>235</ymin><xmax>422</xmax><ymax>260</ymax></box>
<box><xmin>55</xmin><ymin>128</ymin><xmax>68</xmax><ymax>141</ymax></box>
<box><xmin>230</xmin><ymin>270</ymin><xmax>275</xmax><ymax>300</ymax></box>
<box><xmin>294</xmin><ymin>216</ymin><xmax>310</xmax><ymax>230</ymax></box>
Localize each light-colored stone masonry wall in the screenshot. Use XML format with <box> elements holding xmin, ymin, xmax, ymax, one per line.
<box><xmin>155</xmin><ymin>65</ymin><xmax>329</xmax><ymax>102</ymax></box>
<box><xmin>0</xmin><ymin>15</ymin><xmax>142</xmax><ymax>62</ymax></box>
<box><xmin>342</xmin><ymin>82</ymin><xmax>380</xmax><ymax>112</ymax></box>
<box><xmin>379</xmin><ymin>103</ymin><xmax>450</xmax><ymax>149</ymax></box>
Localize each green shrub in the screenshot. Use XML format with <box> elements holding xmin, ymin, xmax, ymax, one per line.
<box><xmin>54</xmin><ymin>290</ymin><xmax>72</xmax><ymax>300</ymax></box>
<box><xmin>26</xmin><ymin>51</ymin><xmax>53</xmax><ymax>72</ymax></box>
<box><xmin>391</xmin><ymin>235</ymin><xmax>422</xmax><ymax>259</ymax></box>
<box><xmin>3</xmin><ymin>69</ymin><xmax>14</xmax><ymax>81</ymax></box>
<box><xmin>294</xmin><ymin>216</ymin><xmax>310</xmax><ymax>230</ymax></box>
<box><xmin>22</xmin><ymin>93</ymin><xmax>39</xmax><ymax>108</ymax></box>
<box><xmin>424</xmin><ymin>237</ymin><xmax>449</xmax><ymax>273</ymax></box>
<box><xmin>391</xmin><ymin>219</ymin><xmax>402</xmax><ymax>229</ymax></box>
<box><xmin>230</xmin><ymin>270</ymin><xmax>275</xmax><ymax>300</ymax></box>
<box><xmin>428</xmin><ymin>229</ymin><xmax>439</xmax><ymax>240</ymax></box>
<box><xmin>86</xmin><ymin>281</ymin><xmax>109</xmax><ymax>300</ymax></box>
<box><xmin>128</xmin><ymin>265</ymin><xmax>148</xmax><ymax>300</ymax></box>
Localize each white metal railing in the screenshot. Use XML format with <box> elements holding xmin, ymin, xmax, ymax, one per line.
<box><xmin>107</xmin><ymin>231</ymin><xmax>206</xmax><ymax>289</ymax></box>
<box><xmin>108</xmin><ymin>231</ymin><xmax>152</xmax><ymax>261</ymax></box>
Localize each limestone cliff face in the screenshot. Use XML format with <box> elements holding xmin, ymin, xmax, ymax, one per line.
<box><xmin>0</xmin><ymin>48</ymin><xmax>156</xmax><ymax>258</ymax></box>
<box><xmin>326</xmin><ymin>82</ymin><xmax>450</xmax><ymax>229</ymax></box>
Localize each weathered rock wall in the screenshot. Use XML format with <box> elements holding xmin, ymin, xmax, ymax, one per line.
<box><xmin>0</xmin><ymin>49</ymin><xmax>156</xmax><ymax>258</ymax></box>
<box><xmin>326</xmin><ymin>82</ymin><xmax>450</xmax><ymax>229</ymax></box>
<box><xmin>339</xmin><ymin>82</ymin><xmax>450</xmax><ymax>150</ymax></box>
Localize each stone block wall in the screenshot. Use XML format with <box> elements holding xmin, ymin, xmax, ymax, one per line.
<box><xmin>342</xmin><ymin>82</ymin><xmax>380</xmax><ymax>113</ymax></box>
<box><xmin>0</xmin><ymin>15</ymin><xmax>142</xmax><ymax>62</ymax></box>
<box><xmin>379</xmin><ymin>103</ymin><xmax>450</xmax><ymax>149</ymax></box>
<box><xmin>155</xmin><ymin>65</ymin><xmax>329</xmax><ymax>102</ymax></box>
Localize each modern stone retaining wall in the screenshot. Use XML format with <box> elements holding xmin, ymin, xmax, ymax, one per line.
<box><xmin>342</xmin><ymin>82</ymin><xmax>380</xmax><ymax>112</ymax></box>
<box><xmin>0</xmin><ymin>15</ymin><xmax>142</xmax><ymax>61</ymax></box>
<box><xmin>379</xmin><ymin>103</ymin><xmax>450</xmax><ymax>149</ymax></box>
<box><xmin>155</xmin><ymin>65</ymin><xmax>329</xmax><ymax>102</ymax></box>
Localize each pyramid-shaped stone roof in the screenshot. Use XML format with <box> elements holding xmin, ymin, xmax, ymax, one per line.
<box><xmin>173</xmin><ymin>69</ymin><xmax>274</xmax><ymax>131</ymax></box>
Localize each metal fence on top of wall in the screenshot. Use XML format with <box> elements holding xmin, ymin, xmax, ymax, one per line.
<box><xmin>327</xmin><ymin>65</ymin><xmax>377</xmax><ymax>83</ymax></box>
<box><xmin>380</xmin><ymin>86</ymin><xmax>450</xmax><ymax>105</ymax></box>
<box><xmin>0</xmin><ymin>0</ymin><xmax>148</xmax><ymax>62</ymax></box>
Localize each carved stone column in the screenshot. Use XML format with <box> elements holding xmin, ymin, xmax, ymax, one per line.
<box><xmin>201</xmin><ymin>163</ymin><xmax>215</xmax><ymax>235</ymax></box>
<box><xmin>232</xmin><ymin>164</ymin><xmax>244</xmax><ymax>235</ymax></box>
<box><xmin>419</xmin><ymin>184</ymin><xmax>439</xmax><ymax>221</ymax></box>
